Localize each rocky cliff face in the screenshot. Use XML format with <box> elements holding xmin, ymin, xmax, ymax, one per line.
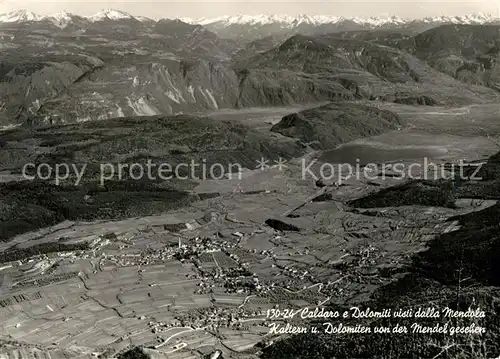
<box><xmin>32</xmin><ymin>60</ymin><xmax>240</xmax><ymax>123</ymax></box>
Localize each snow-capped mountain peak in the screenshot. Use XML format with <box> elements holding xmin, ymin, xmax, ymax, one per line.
<box><xmin>292</xmin><ymin>14</ymin><xmax>316</xmax><ymax>25</ymax></box>
<box><xmin>0</xmin><ymin>10</ymin><xmax>42</xmax><ymax>23</ymax></box>
<box><xmin>51</xmin><ymin>11</ymin><xmax>72</xmax><ymax>21</ymax></box>
<box><xmin>352</xmin><ymin>15</ymin><xmax>406</xmax><ymax>26</ymax></box>
<box><xmin>421</xmin><ymin>12</ymin><xmax>494</xmax><ymax>25</ymax></box>
<box><xmin>48</xmin><ymin>11</ymin><xmax>74</xmax><ymax>28</ymax></box>
<box><xmin>87</xmin><ymin>9</ymin><xmax>134</xmax><ymax>22</ymax></box>
<box><xmin>135</xmin><ymin>15</ymin><xmax>154</xmax><ymax>22</ymax></box>
<box><xmin>455</xmin><ymin>12</ymin><xmax>494</xmax><ymax>23</ymax></box>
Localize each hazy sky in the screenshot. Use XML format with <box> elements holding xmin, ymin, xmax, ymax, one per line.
<box><xmin>1</xmin><ymin>0</ymin><xmax>499</xmax><ymax>19</ymax></box>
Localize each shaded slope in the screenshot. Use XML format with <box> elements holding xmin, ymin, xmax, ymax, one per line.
<box><xmin>403</xmin><ymin>24</ymin><xmax>500</xmax><ymax>91</ymax></box>
<box><xmin>348</xmin><ymin>181</ymin><xmax>457</xmax><ymax>208</ymax></box>
<box><xmin>270</xmin><ymin>102</ymin><xmax>404</xmax><ymax>150</ymax></box>
<box><xmin>0</xmin><ymin>181</ymin><xmax>195</xmax><ymax>242</ymax></box>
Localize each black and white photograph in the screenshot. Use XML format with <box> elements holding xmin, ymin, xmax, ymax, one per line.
<box><xmin>1</xmin><ymin>0</ymin><xmax>500</xmax><ymax>357</ymax></box>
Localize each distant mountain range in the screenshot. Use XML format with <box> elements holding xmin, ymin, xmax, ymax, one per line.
<box><xmin>187</xmin><ymin>13</ymin><xmax>500</xmax><ymax>40</ymax></box>
<box><xmin>183</xmin><ymin>13</ymin><xmax>496</xmax><ymax>27</ymax></box>
<box><xmin>1</xmin><ymin>9</ymin><xmax>498</xmax><ymax>40</ymax></box>
<box><xmin>0</xmin><ymin>9</ymin><xmax>143</xmax><ymax>25</ymax></box>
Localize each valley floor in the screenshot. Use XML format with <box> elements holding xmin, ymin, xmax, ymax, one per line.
<box><xmin>1</xmin><ymin>102</ymin><xmax>500</xmax><ymax>358</ymax></box>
